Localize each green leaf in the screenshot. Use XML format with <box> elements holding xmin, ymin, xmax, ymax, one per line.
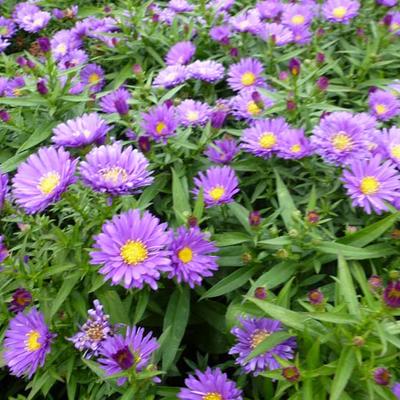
<box><xmin>161</xmin><ymin>287</ymin><xmax>190</xmax><ymax>371</ymax></box>
<box><xmin>315</xmin><ymin>242</ymin><xmax>396</xmax><ymax>260</ymax></box>
<box><xmin>193</xmin><ymin>187</ymin><xmax>204</xmax><ymax>220</ymax></box>
<box><xmin>228</xmin><ymin>202</ymin><xmax>252</xmax><ymax>234</ymax></box>
<box><xmin>119</xmin><ymin>386</ymin><xmax>136</xmax><ymax>400</ymax></box>
<box><xmin>49</xmin><ymin>272</ymin><xmax>80</xmax><ymax>319</ymax></box>
<box><xmin>201</xmin><ymin>266</ymin><xmax>257</xmax><ymax>299</ymax></box>
<box><xmin>18</xmin><ymin>121</ymin><xmax>58</xmax><ymax>153</ymax></box>
<box><xmin>133</xmin><ymin>290</ymin><xmax>150</xmax><ymax>325</ymax></box>
<box><xmin>213</xmin><ymin>232</ymin><xmax>251</xmax><ymax>247</ymax></box>
<box><xmin>171</xmin><ymin>168</ymin><xmax>191</xmax><ymax>223</ymax></box>
<box><xmin>97</xmin><ymin>290</ymin><xmax>130</xmax><ymax>324</ymax></box>
<box><xmin>307</xmin><ymin>312</ymin><xmax>359</xmax><ymax>324</ymax></box>
<box><xmin>245</xmin><ymin>331</ymin><xmax>294</xmax><ymax>361</ymax></box>
<box><xmin>251</xmin><ymin>262</ymin><xmax>297</xmax><ymax>290</ymax></box>
<box><xmin>330</xmin><ymin>347</ymin><xmax>355</xmax><ymax>400</ymax></box>
<box><xmin>338</xmin><ymin>255</ymin><xmax>360</xmax><ymax>318</ymax></box>
<box><xmin>274</xmin><ymin>169</ymin><xmax>298</xmax><ymax>229</ymax></box>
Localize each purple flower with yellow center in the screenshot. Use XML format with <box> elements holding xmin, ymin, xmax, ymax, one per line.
<box><xmin>97</xmin><ymin>326</ymin><xmax>159</xmax><ymax>385</ymax></box>
<box><xmin>141</xmin><ymin>104</ymin><xmax>177</xmax><ymax>142</ymax></box>
<box><xmin>374</xmin><ymin>368</ymin><xmax>391</xmax><ymax>385</ymax></box>
<box><xmin>9</xmin><ymin>288</ymin><xmax>32</xmax><ymax>313</ymax></box>
<box><xmin>12</xmin><ymin>147</ymin><xmax>77</xmax><ymax>214</ymax></box>
<box><xmin>257</xmin><ymin>23</ymin><xmax>294</xmax><ymax>46</ymax></box>
<box><xmin>5</xmin><ymin>77</ymin><xmax>25</xmax><ymax>97</ymax></box>
<box><xmin>322</xmin><ymin>0</ymin><xmax>360</xmax><ymax>23</ymax></box>
<box><xmin>193</xmin><ymin>165</ymin><xmax>239</xmax><ymax>207</ymax></box>
<box><xmin>167</xmin><ymin>226</ymin><xmax>219</xmax><ymax>288</ymax></box>
<box><xmin>0</xmin><ymin>171</ymin><xmax>8</xmax><ymax>210</ymax></box>
<box><xmin>311</xmin><ymin>112</ymin><xmax>369</xmax><ymax>165</ymax></box>
<box><xmin>51</xmin><ymin>29</ymin><xmax>82</xmax><ymax>61</ymax></box>
<box><xmin>277</xmin><ymin>128</ymin><xmax>313</xmax><ymax>159</ymax></box>
<box><xmin>176</xmin><ymin>100</ymin><xmax>211</xmax><ymax>127</ymax></box>
<box><xmin>388</xmin><ymin>12</ymin><xmax>400</xmax><ymax>34</ymax></box>
<box><xmin>68</xmin><ymin>300</ymin><xmax>113</xmax><ymax>358</ymax></box>
<box><xmin>59</xmin><ymin>49</ymin><xmax>89</xmax><ymax>70</ymax></box>
<box><xmin>187</xmin><ymin>60</ymin><xmax>225</xmax><ymax>83</ymax></box>
<box><xmin>368</xmin><ymin>90</ymin><xmax>400</xmax><ymax>121</ymax></box>
<box><xmin>99</xmin><ymin>88</ymin><xmax>131</xmax><ymax>115</ymax></box>
<box><xmin>378</xmin><ymin>127</ymin><xmax>400</xmax><ymax>166</ymax></box>
<box><xmin>13</xmin><ymin>2</ymin><xmax>51</xmax><ymax>33</ymax></box>
<box><xmin>52</xmin><ymin>113</ymin><xmax>111</xmax><ymax>148</ymax></box>
<box><xmin>79</xmin><ymin>143</ymin><xmax>153</xmax><ymax>196</ymax></box>
<box><xmin>291</xmin><ymin>26</ymin><xmax>313</xmax><ymax>45</ymax></box>
<box><xmin>241</xmin><ymin>117</ymin><xmax>289</xmax><ymax>158</ymax></box>
<box><xmin>392</xmin><ymin>383</ymin><xmax>400</xmax><ymax>398</ymax></box>
<box><xmin>229</xmin><ymin>316</ymin><xmax>296</xmax><ymax>376</ymax></box>
<box><xmin>3</xmin><ymin>309</ymin><xmax>54</xmax><ymax>378</ymax></box>
<box><xmin>227</xmin><ymin>58</ymin><xmax>265</xmax><ymax>92</ymax></box>
<box><xmin>165</xmin><ymin>41</ymin><xmax>196</xmax><ymax>65</ymax></box>
<box><xmin>90</xmin><ymin>209</ymin><xmax>171</xmax><ymax>289</ymax></box>
<box><xmin>341</xmin><ymin>155</ymin><xmax>400</xmax><ymax>214</ymax></box>
<box><xmin>81</xmin><ymin>63</ymin><xmax>105</xmax><ymax>93</ymax></box>
<box><xmin>383</xmin><ymin>280</ymin><xmax>400</xmax><ymax>307</ymax></box>
<box><xmin>257</xmin><ymin>0</ymin><xmax>283</xmax><ymax>19</ymax></box>
<box><xmin>0</xmin><ymin>234</ymin><xmax>9</xmax><ymax>263</ymax></box>
<box><xmin>282</xmin><ymin>4</ymin><xmax>314</xmax><ymax>28</ymax></box>
<box><xmin>230</xmin><ymin>10</ymin><xmax>262</xmax><ymax>34</ymax></box>
<box><xmin>178</xmin><ymin>367</ymin><xmax>243</xmax><ymax>400</ymax></box>
<box><xmin>0</xmin><ymin>17</ymin><xmax>16</xmax><ymax>38</ymax></box>
<box><xmin>153</xmin><ymin>65</ymin><xmax>188</xmax><ymax>88</ymax></box>
<box><xmin>205</xmin><ymin>138</ymin><xmax>239</xmax><ymax>164</ymax></box>
<box><xmin>230</xmin><ymin>90</ymin><xmax>274</xmax><ymax>120</ymax></box>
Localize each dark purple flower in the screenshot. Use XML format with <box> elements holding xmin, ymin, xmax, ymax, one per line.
<box><xmin>8</xmin><ymin>288</ymin><xmax>32</xmax><ymax>313</ymax></box>
<box><xmin>37</xmin><ymin>79</ymin><xmax>48</xmax><ymax>95</ymax></box>
<box><xmin>368</xmin><ymin>275</ymin><xmax>383</xmax><ymax>290</ymax></box>
<box><xmin>249</xmin><ymin>210</ymin><xmax>262</xmax><ymax>226</ymax></box>
<box><xmin>204</xmin><ymin>138</ymin><xmax>239</xmax><ymax>164</ymax></box>
<box><xmin>383</xmin><ymin>280</ymin><xmax>400</xmax><ymax>308</ymax></box>
<box><xmin>374</xmin><ymin>368</ymin><xmax>391</xmax><ymax>385</ymax></box>
<box><xmin>0</xmin><ymin>235</ymin><xmax>8</xmax><ymax>263</ymax></box>
<box><xmin>0</xmin><ymin>172</ymin><xmax>7</xmax><ymax>210</ymax></box>
<box><xmin>316</xmin><ymin>52</ymin><xmax>325</xmax><ymax>64</ymax></box>
<box><xmin>317</xmin><ymin>76</ymin><xmax>329</xmax><ymax>91</ymax></box>
<box><xmin>99</xmin><ymin>88</ymin><xmax>131</xmax><ymax>115</ymax></box>
<box><xmin>0</xmin><ymin>110</ymin><xmax>10</xmax><ymax>122</ymax></box>
<box><xmin>254</xmin><ymin>287</ymin><xmax>267</xmax><ymax>300</ymax></box>
<box><xmin>289</xmin><ymin>58</ymin><xmax>301</xmax><ymax>76</ymax></box>
<box><xmin>308</xmin><ymin>289</ymin><xmax>324</xmax><ymax>304</ymax></box>
<box><xmin>138</xmin><ymin>136</ymin><xmax>151</xmax><ymax>153</ymax></box>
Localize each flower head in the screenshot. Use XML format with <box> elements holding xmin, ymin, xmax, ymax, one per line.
<box><xmin>176</xmin><ymin>100</ymin><xmax>212</xmax><ymax>127</ymax></box>
<box><xmin>187</xmin><ymin>60</ymin><xmax>225</xmax><ymax>83</ymax></box>
<box><xmin>52</xmin><ymin>113</ymin><xmax>111</xmax><ymax>147</ymax></box>
<box><xmin>165</xmin><ymin>41</ymin><xmax>196</xmax><ymax>65</ymax></box>
<box><xmin>51</xmin><ymin>29</ymin><xmax>82</xmax><ymax>61</ymax></box>
<box><xmin>281</xmin><ymin>4</ymin><xmax>314</xmax><ymax>28</ymax></box>
<box><xmin>193</xmin><ymin>166</ymin><xmax>239</xmax><ymax>207</ymax></box>
<box><xmin>257</xmin><ymin>23</ymin><xmax>294</xmax><ymax>46</ymax></box>
<box><xmin>256</xmin><ymin>0</ymin><xmax>283</xmax><ymax>19</ymax></box>
<box><xmin>167</xmin><ymin>226</ymin><xmax>219</xmax><ymax>287</ymax></box>
<box><xmin>204</xmin><ymin>138</ymin><xmax>239</xmax><ymax>164</ymax></box>
<box><xmin>0</xmin><ymin>172</ymin><xmax>8</xmax><ymax>210</ymax></box>
<box><xmin>374</xmin><ymin>368</ymin><xmax>391</xmax><ymax>385</ymax></box>
<box><xmin>4</xmin><ymin>309</ymin><xmax>54</xmax><ymax>378</ymax></box>
<box><xmin>369</xmin><ymin>90</ymin><xmax>400</xmax><ymax>121</ymax></box>
<box><xmin>341</xmin><ymin>155</ymin><xmax>400</xmax><ymax>214</ymax></box>
<box><xmin>230</xmin><ymin>90</ymin><xmax>275</xmax><ymax>121</ymax></box>
<box><xmin>229</xmin><ymin>316</ymin><xmax>296</xmax><ymax>375</ymax></box>
<box><xmin>99</xmin><ymin>88</ymin><xmax>131</xmax><ymax>115</ymax></box>
<box><xmin>153</xmin><ymin>65</ymin><xmax>188</xmax><ymax>88</ymax></box>
<box><xmin>210</xmin><ymin>25</ymin><xmax>231</xmax><ymax>44</ymax></box>
<box><xmin>383</xmin><ymin>280</ymin><xmax>400</xmax><ymax>308</ymax></box>
<box><xmin>12</xmin><ymin>147</ymin><xmax>77</xmax><ymax>214</ymax></box>
<box><xmin>81</xmin><ymin>63</ymin><xmax>105</xmax><ymax>93</ymax></box>
<box><xmin>13</xmin><ymin>2</ymin><xmax>51</xmax><ymax>33</ymax></box>
<box><xmin>178</xmin><ymin>367</ymin><xmax>243</xmax><ymax>400</ymax></box>
<box><xmin>277</xmin><ymin>128</ymin><xmax>313</xmax><ymax>159</ymax></box>
<box><xmin>8</xmin><ymin>288</ymin><xmax>32</xmax><ymax>313</ymax></box>
<box><xmin>392</xmin><ymin>382</ymin><xmax>400</xmax><ymax>399</ymax></box>
<box><xmin>0</xmin><ymin>17</ymin><xmax>16</xmax><ymax>38</ymax></box>
<box><xmin>90</xmin><ymin>209</ymin><xmax>171</xmax><ymax>289</ymax></box>
<box><xmin>141</xmin><ymin>104</ymin><xmax>177</xmax><ymax>142</ymax></box>
<box><xmin>227</xmin><ymin>58</ymin><xmax>266</xmax><ymax>92</ymax></box>
<box><xmin>322</xmin><ymin>0</ymin><xmax>360</xmax><ymax>23</ymax></box>
<box><xmin>97</xmin><ymin>326</ymin><xmax>159</xmax><ymax>385</ymax></box>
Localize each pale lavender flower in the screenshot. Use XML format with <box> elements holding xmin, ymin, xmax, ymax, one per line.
<box><xmin>176</xmin><ymin>100</ymin><xmax>212</xmax><ymax>127</ymax></box>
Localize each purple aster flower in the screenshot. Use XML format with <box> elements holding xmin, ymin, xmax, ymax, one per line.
<box><xmin>52</xmin><ymin>113</ymin><xmax>111</xmax><ymax>148</ymax></box>
<box><xmin>13</xmin><ymin>2</ymin><xmax>51</xmax><ymax>33</ymax></box>
<box><xmin>5</xmin><ymin>77</ymin><xmax>25</xmax><ymax>97</ymax></box>
<box><xmin>311</xmin><ymin>112</ymin><xmax>370</xmax><ymax>166</ymax></box>
<box><xmin>168</xmin><ymin>0</ymin><xmax>194</xmax><ymax>12</ymax></box>
<box><xmin>341</xmin><ymin>155</ymin><xmax>400</xmax><ymax>214</ymax></box>
<box><xmin>281</xmin><ymin>4</ymin><xmax>314</xmax><ymax>28</ymax></box>
<box><xmin>0</xmin><ymin>235</ymin><xmax>9</xmax><ymax>263</ymax></box>
<box><xmin>97</xmin><ymin>326</ymin><xmax>159</xmax><ymax>385</ymax></box>
<box><xmin>51</xmin><ymin>29</ymin><xmax>82</xmax><ymax>61</ymax></box>
<box><xmin>230</xmin><ymin>10</ymin><xmax>262</xmax><ymax>34</ymax></box>
<box><xmin>368</xmin><ymin>90</ymin><xmax>400</xmax><ymax>121</ymax></box>
<box><xmin>291</xmin><ymin>26</ymin><xmax>313</xmax><ymax>45</ymax></box>
<box><xmin>90</xmin><ymin>209</ymin><xmax>171</xmax><ymax>290</ymax></box>
<box><xmin>277</xmin><ymin>128</ymin><xmax>313</xmax><ymax>159</ymax></box>
<box><xmin>167</xmin><ymin>226</ymin><xmax>219</xmax><ymax>287</ymax></box>
<box><xmin>165</xmin><ymin>41</ymin><xmax>196</xmax><ymax>65</ymax></box>
<box><xmin>378</xmin><ymin>127</ymin><xmax>400</xmax><ymax>166</ymax></box>
<box><xmin>0</xmin><ymin>17</ymin><xmax>16</xmax><ymax>38</ymax></box>
<box><xmin>241</xmin><ymin>117</ymin><xmax>289</xmax><ymax>158</ymax></box>
<box><xmin>205</xmin><ymin>138</ymin><xmax>239</xmax><ymax>164</ymax></box>
<box><xmin>79</xmin><ymin>143</ymin><xmax>153</xmax><ymax>196</ymax></box>
<box><xmin>208</xmin><ymin>0</ymin><xmax>236</xmax><ymax>12</ymax></box>
<box><xmin>392</xmin><ymin>383</ymin><xmax>400</xmax><ymax>398</ymax></box>
<box><xmin>178</xmin><ymin>367</ymin><xmax>243</xmax><ymax>400</ymax></box>
<box><xmin>383</xmin><ymin>280</ymin><xmax>400</xmax><ymax>307</ymax></box>
<box><xmin>322</xmin><ymin>0</ymin><xmax>360</xmax><ymax>24</ymax></box>
<box><xmin>227</xmin><ymin>58</ymin><xmax>265</xmax><ymax>92</ymax></box>
<box><xmin>4</xmin><ymin>309</ymin><xmax>54</xmax><ymax>378</ymax></box>
<box><xmin>68</xmin><ymin>300</ymin><xmax>113</xmax><ymax>358</ymax></box>
<box><xmin>187</xmin><ymin>60</ymin><xmax>225</xmax><ymax>83</ymax></box>
<box><xmin>81</xmin><ymin>63</ymin><xmax>105</xmax><ymax>93</ymax></box>
<box><xmin>153</xmin><ymin>65</ymin><xmax>188</xmax><ymax>88</ymax></box>
<box><xmin>0</xmin><ymin>38</ymin><xmax>10</xmax><ymax>53</ymax></box>
<box><xmin>8</xmin><ymin>288</ymin><xmax>32</xmax><ymax>313</ymax></box>
<box><xmin>210</xmin><ymin>25</ymin><xmax>231</xmax><ymax>44</ymax></box>
<box><xmin>230</xmin><ymin>90</ymin><xmax>275</xmax><ymax>120</ymax></box>
<box><xmin>377</xmin><ymin>0</ymin><xmax>397</xmax><ymax>6</ymax></box>
<box><xmin>99</xmin><ymin>88</ymin><xmax>131</xmax><ymax>115</ymax></box>
<box><xmin>176</xmin><ymin>100</ymin><xmax>212</xmax><ymax>127</ymax></box>
<box><xmin>0</xmin><ymin>171</ymin><xmax>7</xmax><ymax>210</ymax></box>
<box><xmin>388</xmin><ymin>12</ymin><xmax>400</xmax><ymax>34</ymax></box>
<box><xmin>374</xmin><ymin>368</ymin><xmax>391</xmax><ymax>385</ymax></box>
<box><xmin>257</xmin><ymin>23</ymin><xmax>294</xmax><ymax>46</ymax></box>
<box><xmin>141</xmin><ymin>104</ymin><xmax>177</xmax><ymax>142</ymax></box>
<box><xmin>229</xmin><ymin>316</ymin><xmax>296</xmax><ymax>376</ymax></box>
<box><xmin>193</xmin><ymin>166</ymin><xmax>239</xmax><ymax>207</ymax></box>
<box><xmin>58</xmin><ymin>49</ymin><xmax>89</xmax><ymax>70</ymax></box>
<box><xmin>12</xmin><ymin>147</ymin><xmax>77</xmax><ymax>214</ymax></box>
<box><xmin>257</xmin><ymin>0</ymin><xmax>283</xmax><ymax>19</ymax></box>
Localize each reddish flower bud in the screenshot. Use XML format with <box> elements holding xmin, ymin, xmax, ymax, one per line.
<box><xmin>138</xmin><ymin>136</ymin><xmax>151</xmax><ymax>153</ymax></box>
<box><xmin>289</xmin><ymin>58</ymin><xmax>301</xmax><ymax>76</ymax></box>
<box><xmin>316</xmin><ymin>76</ymin><xmax>329</xmax><ymax>91</ymax></box>
<box><xmin>282</xmin><ymin>366</ymin><xmax>300</xmax><ymax>382</ymax></box>
<box><xmin>308</xmin><ymin>289</ymin><xmax>324</xmax><ymax>305</ymax></box>
<box><xmin>374</xmin><ymin>368</ymin><xmax>391</xmax><ymax>386</ymax></box>
<box><xmin>316</xmin><ymin>52</ymin><xmax>325</xmax><ymax>64</ymax></box>
<box><xmin>249</xmin><ymin>210</ymin><xmax>262</xmax><ymax>226</ymax></box>
<box><xmin>307</xmin><ymin>210</ymin><xmax>320</xmax><ymax>224</ymax></box>
<box><xmin>230</xmin><ymin>48</ymin><xmax>239</xmax><ymax>57</ymax></box>
<box><xmin>254</xmin><ymin>287</ymin><xmax>267</xmax><ymax>300</ymax></box>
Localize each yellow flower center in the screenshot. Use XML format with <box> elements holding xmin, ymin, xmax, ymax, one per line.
<box><xmin>259</xmin><ymin>132</ymin><xmax>277</xmax><ymax>149</ymax></box>
<box><xmin>13</xmin><ymin>88</ymin><xmax>22</xmax><ymax>96</ymax></box>
<box><xmin>38</xmin><ymin>172</ymin><xmax>60</xmax><ymax>195</ymax></box>
<box><xmin>209</xmin><ymin>186</ymin><xmax>225</xmax><ymax>201</ymax></box>
<box><xmin>178</xmin><ymin>246</ymin><xmax>193</xmax><ymax>263</ymax></box>
<box><xmin>360</xmin><ymin>176</ymin><xmax>380</xmax><ymax>195</ymax></box>
<box><xmin>247</xmin><ymin>101</ymin><xmax>261</xmax><ymax>116</ymax></box>
<box><xmin>391</xmin><ymin>22</ymin><xmax>400</xmax><ymax>32</ymax></box>
<box><xmin>332</xmin><ymin>132</ymin><xmax>352</xmax><ymax>151</ymax></box>
<box><xmin>86</xmin><ymin>323</ymin><xmax>105</xmax><ymax>341</ymax></box>
<box><xmin>25</xmin><ymin>330</ymin><xmax>41</xmax><ymax>352</ymax></box>
<box><xmin>290</xmin><ymin>144</ymin><xmax>301</xmax><ymax>153</ymax></box>
<box><xmin>100</xmin><ymin>167</ymin><xmax>128</xmax><ymax>183</ymax></box>
<box><xmin>332</xmin><ymin>6</ymin><xmax>347</xmax><ymax>19</ymax></box>
<box><xmin>120</xmin><ymin>240</ymin><xmax>148</xmax><ymax>265</ymax></box>
<box><xmin>375</xmin><ymin>104</ymin><xmax>387</xmax><ymax>115</ymax></box>
<box><xmin>0</xmin><ymin>27</ymin><xmax>8</xmax><ymax>35</ymax></box>
<box><xmin>89</xmin><ymin>73</ymin><xmax>100</xmax><ymax>84</ymax></box>
<box><xmin>56</xmin><ymin>43</ymin><xmax>67</xmax><ymax>55</ymax></box>
<box><xmin>389</xmin><ymin>288</ymin><xmax>400</xmax><ymax>299</ymax></box>
<box><xmin>203</xmin><ymin>393</ymin><xmax>222</xmax><ymax>400</ymax></box>
<box><xmin>156</xmin><ymin>122</ymin><xmax>167</xmax><ymax>135</ymax></box>
<box><xmin>251</xmin><ymin>329</ymin><xmax>271</xmax><ymax>349</ymax></box>
<box><xmin>241</xmin><ymin>72</ymin><xmax>256</xmax><ymax>86</ymax></box>
<box><xmin>390</xmin><ymin>144</ymin><xmax>400</xmax><ymax>160</ymax></box>
<box><xmin>186</xmin><ymin>111</ymin><xmax>199</xmax><ymax>122</ymax></box>
<box><xmin>291</xmin><ymin>15</ymin><xmax>305</xmax><ymax>25</ymax></box>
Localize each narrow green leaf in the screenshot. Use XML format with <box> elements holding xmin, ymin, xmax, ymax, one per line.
<box><xmin>251</xmin><ymin>262</ymin><xmax>297</xmax><ymax>290</ymax></box>
<box><xmin>228</xmin><ymin>202</ymin><xmax>252</xmax><ymax>234</ymax></box>
<box><xmin>315</xmin><ymin>242</ymin><xmax>396</xmax><ymax>260</ymax></box>
<box><xmin>133</xmin><ymin>290</ymin><xmax>150</xmax><ymax>325</ymax></box>
<box><xmin>213</xmin><ymin>232</ymin><xmax>251</xmax><ymax>247</ymax></box>
<box><xmin>307</xmin><ymin>312</ymin><xmax>359</xmax><ymax>324</ymax></box>
<box><xmin>193</xmin><ymin>187</ymin><xmax>204</xmax><ymax>220</ymax></box>
<box><xmin>49</xmin><ymin>272</ymin><xmax>80</xmax><ymax>318</ymax></box>
<box><xmin>18</xmin><ymin>121</ymin><xmax>58</xmax><ymax>153</ymax></box>
<box><xmin>338</xmin><ymin>255</ymin><xmax>360</xmax><ymax>318</ymax></box>
<box><xmin>171</xmin><ymin>168</ymin><xmax>191</xmax><ymax>223</ymax></box>
<box><xmin>330</xmin><ymin>347</ymin><xmax>355</xmax><ymax>400</ymax></box>
<box><xmin>245</xmin><ymin>331</ymin><xmax>294</xmax><ymax>361</ymax></box>
<box><xmin>274</xmin><ymin>169</ymin><xmax>298</xmax><ymax>229</ymax></box>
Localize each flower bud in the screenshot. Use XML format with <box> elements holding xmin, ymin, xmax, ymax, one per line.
<box><xmin>308</xmin><ymin>289</ymin><xmax>324</xmax><ymax>305</ymax></box>
<box><xmin>282</xmin><ymin>366</ymin><xmax>300</xmax><ymax>382</ymax></box>
<box><xmin>316</xmin><ymin>76</ymin><xmax>329</xmax><ymax>91</ymax></box>
<box><xmin>289</xmin><ymin>58</ymin><xmax>301</xmax><ymax>76</ymax></box>
<box><xmin>316</xmin><ymin>52</ymin><xmax>325</xmax><ymax>64</ymax></box>
<box><xmin>352</xmin><ymin>336</ymin><xmax>365</xmax><ymax>347</ymax></box>
<box><xmin>374</xmin><ymin>368</ymin><xmax>391</xmax><ymax>386</ymax></box>
<box><xmin>307</xmin><ymin>210</ymin><xmax>320</xmax><ymax>224</ymax></box>
<box><xmin>37</xmin><ymin>79</ymin><xmax>48</xmax><ymax>95</ymax></box>
<box><xmin>249</xmin><ymin>211</ymin><xmax>262</xmax><ymax>226</ymax></box>
<box><xmin>38</xmin><ymin>37</ymin><xmax>51</xmax><ymax>53</ymax></box>
<box><xmin>254</xmin><ymin>287</ymin><xmax>267</xmax><ymax>300</ymax></box>
<box><xmin>138</xmin><ymin>136</ymin><xmax>151</xmax><ymax>153</ymax></box>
